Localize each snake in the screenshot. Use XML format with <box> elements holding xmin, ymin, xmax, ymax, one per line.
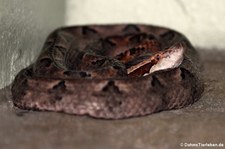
<box><xmin>11</xmin><ymin>24</ymin><xmax>204</xmax><ymax>119</ymax></box>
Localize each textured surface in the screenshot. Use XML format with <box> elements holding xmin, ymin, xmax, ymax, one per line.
<box><xmin>11</xmin><ymin>24</ymin><xmax>203</xmax><ymax>119</ymax></box>
<box><xmin>0</xmin><ymin>50</ymin><xmax>224</xmax><ymax>149</ymax></box>
<box><xmin>66</xmin><ymin>0</ymin><xmax>225</xmax><ymax>49</ymax></box>
<box><xmin>0</xmin><ymin>0</ymin><xmax>65</xmax><ymax>89</ymax></box>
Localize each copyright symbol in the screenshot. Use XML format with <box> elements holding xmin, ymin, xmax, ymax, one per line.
<box><xmin>180</xmin><ymin>143</ymin><xmax>183</xmax><ymax>147</ymax></box>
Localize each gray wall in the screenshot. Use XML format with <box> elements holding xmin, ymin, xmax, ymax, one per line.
<box><xmin>0</xmin><ymin>0</ymin><xmax>65</xmax><ymax>89</ymax></box>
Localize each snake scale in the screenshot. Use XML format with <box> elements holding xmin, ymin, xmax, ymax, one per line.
<box><xmin>11</xmin><ymin>24</ymin><xmax>204</xmax><ymax>119</ymax></box>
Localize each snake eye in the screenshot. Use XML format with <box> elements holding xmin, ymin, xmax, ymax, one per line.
<box><xmin>156</xmin><ymin>55</ymin><xmax>160</xmax><ymax>60</ymax></box>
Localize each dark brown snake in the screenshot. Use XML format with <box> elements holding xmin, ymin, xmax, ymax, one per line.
<box><xmin>11</xmin><ymin>24</ymin><xmax>204</xmax><ymax>119</ymax></box>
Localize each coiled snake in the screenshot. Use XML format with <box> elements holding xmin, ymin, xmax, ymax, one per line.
<box><xmin>11</xmin><ymin>24</ymin><xmax>204</xmax><ymax>119</ymax></box>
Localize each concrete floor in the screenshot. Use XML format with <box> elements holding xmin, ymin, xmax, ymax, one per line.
<box><xmin>0</xmin><ymin>50</ymin><xmax>224</xmax><ymax>149</ymax></box>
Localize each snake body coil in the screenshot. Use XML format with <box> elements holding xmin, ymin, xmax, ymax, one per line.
<box><xmin>11</xmin><ymin>24</ymin><xmax>204</xmax><ymax>119</ymax></box>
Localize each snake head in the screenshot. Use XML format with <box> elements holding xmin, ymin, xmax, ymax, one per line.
<box><xmin>126</xmin><ymin>42</ymin><xmax>185</xmax><ymax>77</ymax></box>
<box><xmin>149</xmin><ymin>43</ymin><xmax>185</xmax><ymax>74</ymax></box>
